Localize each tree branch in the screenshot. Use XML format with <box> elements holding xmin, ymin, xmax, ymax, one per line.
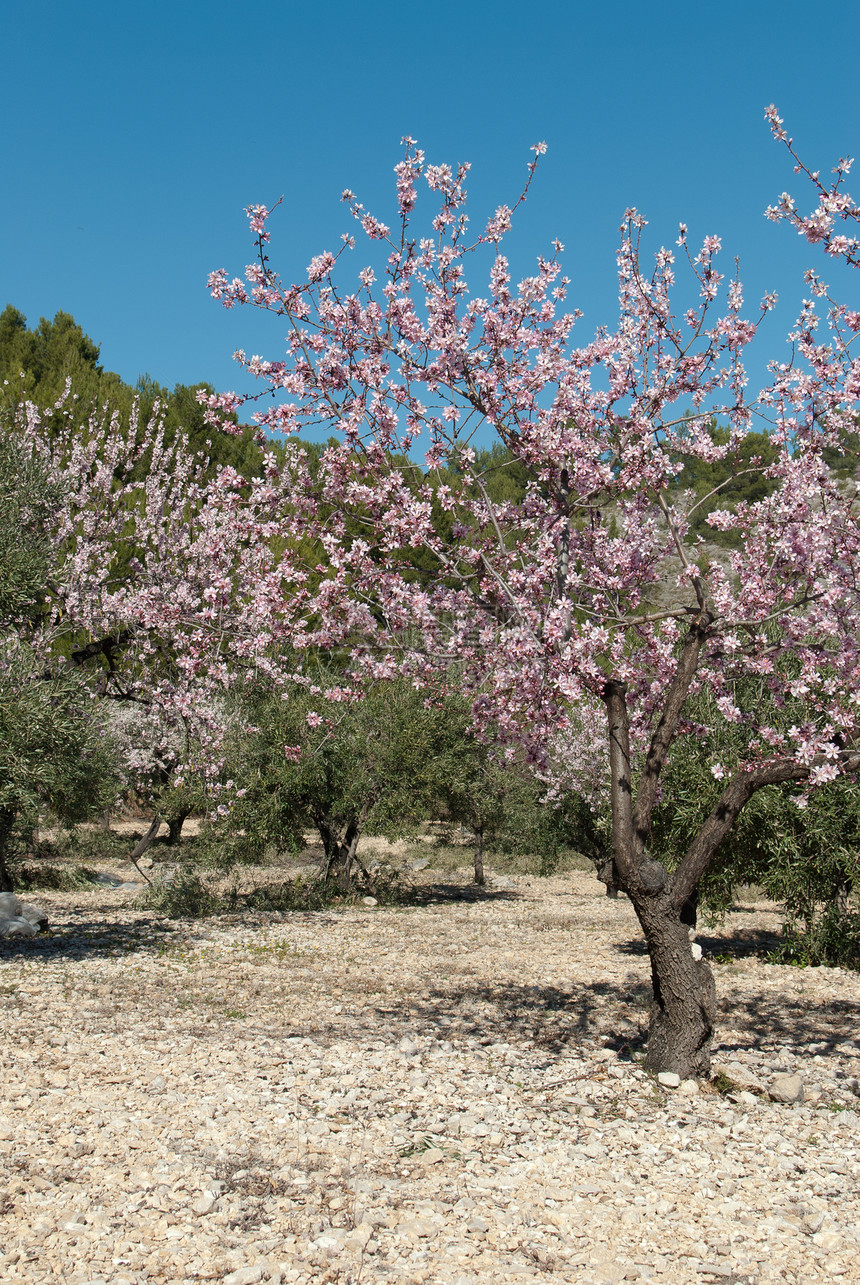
<box><xmin>603</xmin><ymin>679</ymin><xmax>637</xmax><ymax>885</ymax></box>
<box><xmin>633</xmin><ymin>613</ymin><xmax>713</xmax><ymax>844</ymax></box>
<box><xmin>670</xmin><ymin>752</ymin><xmax>860</xmax><ymax>908</ymax></box>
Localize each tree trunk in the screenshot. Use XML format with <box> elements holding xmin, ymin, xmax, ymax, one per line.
<box><xmin>834</xmin><ymin>876</ymin><xmax>852</xmax><ymax>919</ymax></box>
<box><xmin>165</xmin><ymin>810</ymin><xmax>190</xmax><ymax>846</ymax></box>
<box><xmin>315</xmin><ymin>812</ymin><xmax>371</xmax><ymax>893</ymax></box>
<box><xmin>128</xmin><ymin>815</ymin><xmax>162</xmax><ymax>883</ymax></box>
<box><xmin>601</xmin><ymin>662</ymin><xmax>858</xmax><ymax>1079</ymax></box>
<box><xmin>634</xmin><ymin>894</ymin><xmax>716</xmax><ymax>1077</ymax></box>
<box><xmin>0</xmin><ymin>808</ymin><xmax>14</xmax><ymax>892</ymax></box>
<box><xmin>603</xmin><ymin>672</ymin><xmax>717</xmax><ymax>1077</ymax></box>
<box><xmin>594</xmin><ymin>851</ymin><xmax>619</xmax><ymax>898</ymax></box>
<box><xmin>473</xmin><ymin>827</ymin><xmax>485</xmax><ymax>885</ymax></box>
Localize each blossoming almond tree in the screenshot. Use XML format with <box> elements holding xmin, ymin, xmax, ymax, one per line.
<box><xmin>1</xmin><ymin>390</ymin><xmax>292</xmax><ymax>861</ymax></box>
<box><xmin>201</xmin><ymin>113</ymin><xmax>860</xmax><ymax>1076</ymax></box>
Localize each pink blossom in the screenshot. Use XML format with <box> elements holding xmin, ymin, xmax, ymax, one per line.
<box><xmin>307</xmin><ymin>252</ymin><xmax>336</xmax><ymax>282</ymax></box>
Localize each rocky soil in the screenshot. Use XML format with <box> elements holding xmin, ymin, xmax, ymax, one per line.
<box><xmin>1</xmin><ymin>858</ymin><xmax>859</xmax><ymax>1285</ymax></box>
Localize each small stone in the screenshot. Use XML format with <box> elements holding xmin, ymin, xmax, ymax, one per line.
<box><xmin>812</xmin><ymin>1230</ymin><xmax>842</xmax><ymax>1252</ymax></box>
<box><xmin>192</xmin><ymin>1192</ymin><xmax>218</xmax><ymax>1215</ymax></box>
<box><xmin>657</xmin><ymin>1072</ymin><xmax>680</xmax><ymax>1088</ymax></box>
<box><xmin>769</xmin><ymin>1073</ymin><xmax>804</xmax><ymax>1104</ymax></box>
<box><xmin>466</xmin><ymin>1216</ymin><xmax>489</xmax><ymax>1233</ymax></box>
<box><xmin>677</xmin><ymin>1079</ymin><xmax>699</xmax><ymax>1096</ymax></box>
<box><xmin>313</xmin><ymin>1234</ymin><xmax>345</xmax><ymax>1253</ymax></box>
<box><xmin>420</xmin><ymin>1146</ymin><xmax>445</xmax><ymax>1165</ymax></box>
<box><xmin>400</xmin><ymin>1217</ymin><xmax>437</xmax><ymax>1239</ymax></box>
<box><xmin>398</xmin><ymin>1036</ymin><xmax>419</xmax><ymax>1056</ymax></box>
<box><xmin>592</xmin><ymin>1265</ymin><xmax>626</xmax><ymax>1284</ymax></box>
<box><xmin>223</xmin><ymin>1266</ymin><xmax>264</xmax><ymax>1285</ymax></box>
<box><xmin>712</xmin><ymin>1060</ymin><xmax>765</xmax><ymax>1093</ymax></box>
<box><xmin>362</xmin><ymin>896</ymin><xmax>378</xmax><ymax>906</ymax></box>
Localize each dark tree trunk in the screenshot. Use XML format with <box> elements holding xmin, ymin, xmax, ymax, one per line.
<box><xmin>165</xmin><ymin>810</ymin><xmax>191</xmax><ymax>846</ymax></box>
<box><xmin>634</xmin><ymin>894</ymin><xmax>716</xmax><ymax>1077</ymax></box>
<box><xmin>128</xmin><ymin>815</ymin><xmax>162</xmax><ymax>882</ymax></box>
<box><xmin>315</xmin><ymin>812</ymin><xmax>372</xmax><ymax>893</ymax></box>
<box><xmin>473</xmin><ymin>827</ymin><xmax>485</xmax><ymax>885</ymax></box>
<box><xmin>601</xmin><ymin>615</ymin><xmax>860</xmax><ymax>1079</ymax></box>
<box><xmin>594</xmin><ymin>851</ymin><xmax>619</xmax><ymax>898</ymax></box>
<box><xmin>680</xmin><ymin>890</ymin><xmax>698</xmax><ymax>929</ymax></box>
<box><xmin>0</xmin><ymin>809</ymin><xmax>14</xmax><ymax>893</ymax></box>
<box><xmin>834</xmin><ymin>876</ymin><xmax>853</xmax><ymax>919</ymax></box>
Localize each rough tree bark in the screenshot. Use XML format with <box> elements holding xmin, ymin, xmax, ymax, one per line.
<box><xmin>165</xmin><ymin>810</ymin><xmax>191</xmax><ymax>846</ymax></box>
<box><xmin>314</xmin><ymin>809</ymin><xmax>373</xmax><ymax>893</ymax></box>
<box><xmin>603</xmin><ymin>660</ymin><xmax>719</xmax><ymax>1078</ymax></box>
<box><xmin>603</xmin><ymin>625</ymin><xmax>860</xmax><ymax>1078</ymax></box>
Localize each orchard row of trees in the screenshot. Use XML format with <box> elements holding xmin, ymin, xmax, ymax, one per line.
<box><xmin>5</xmin><ymin>308</ymin><xmax>855</xmax><ymax>931</ymax></box>
<box><xmin>2</xmin><ymin>107</ymin><xmax>859</xmax><ymax>1079</ymax></box>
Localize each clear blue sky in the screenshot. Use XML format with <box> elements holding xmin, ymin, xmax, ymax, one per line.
<box><xmin>2</xmin><ymin>0</ymin><xmax>858</xmax><ymax>409</ymax></box>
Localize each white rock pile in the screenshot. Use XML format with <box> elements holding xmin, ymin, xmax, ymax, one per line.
<box><xmin>0</xmin><ymin>891</ymin><xmax>48</xmax><ymax>938</ymax></box>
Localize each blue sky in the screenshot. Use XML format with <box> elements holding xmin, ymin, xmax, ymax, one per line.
<box><xmin>2</xmin><ymin>0</ymin><xmax>858</xmax><ymax>413</ymax></box>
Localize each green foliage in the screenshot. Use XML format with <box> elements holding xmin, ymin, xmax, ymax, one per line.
<box><xmin>0</xmin><ymin>305</ymin><xmax>264</xmax><ymax>480</ymax></box>
<box><xmin>0</xmin><ymin>427</ymin><xmax>120</xmax><ymax>888</ymax></box>
<box><xmin>772</xmin><ymin>904</ymin><xmax>860</xmax><ymax>969</ymax></box>
<box><xmin>648</xmin><ymin>682</ymin><xmax>860</xmax><ymax>965</ymax></box>
<box><xmin>181</xmin><ymin>825</ymin><xmax>266</xmax><ymax>871</ymax></box>
<box><xmin>35</xmin><ymin>825</ymin><xmax>130</xmax><ymax>865</ymax></box>
<box><xmin>135</xmin><ymin>861</ymin><xmax>410</xmax><ymax>919</ymax></box>
<box><xmin>471</xmin><ymin>443</ymin><xmax>532</xmax><ymax>506</ymax></box>
<box><xmin>227</xmin><ymin>675</ymin><xmax>447</xmax><ymax>861</ymax></box>
<box><xmin>136</xmin><ymin>867</ymin><xmax>228</xmax><ymax>919</ymax></box>
<box><xmin>428</xmin><ymin>696</ymin><xmax>597</xmax><ymax>876</ymax></box>
<box><xmin>0</xmin><ymin>654</ymin><xmax>118</xmax><ymax>828</ymax></box>
<box><xmin>822</xmin><ymin>429</ymin><xmax>860</xmax><ymax>480</ymax></box>
<box><xmin>15</xmin><ymin>863</ymin><xmax>101</xmax><ymax>891</ymax></box>
<box><xmin>0</xmin><ymin>434</ymin><xmax>59</xmax><ymax>629</ymax></box>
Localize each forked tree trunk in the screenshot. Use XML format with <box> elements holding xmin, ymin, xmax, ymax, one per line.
<box><xmin>315</xmin><ymin>812</ymin><xmax>372</xmax><ymax>893</ymax></box>
<box><xmin>166</xmin><ymin>810</ymin><xmax>191</xmax><ymax>846</ymax></box>
<box><xmin>602</xmin><ymin>652</ymin><xmax>854</xmax><ymax>1078</ymax></box>
<box><xmin>634</xmin><ymin>894</ymin><xmax>716</xmax><ymax>1077</ymax></box>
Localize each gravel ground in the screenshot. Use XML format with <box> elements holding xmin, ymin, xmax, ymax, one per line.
<box><xmin>1</xmin><ymin>860</ymin><xmax>859</xmax><ymax>1285</ymax></box>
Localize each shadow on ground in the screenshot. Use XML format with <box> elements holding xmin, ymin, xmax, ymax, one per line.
<box><xmin>0</xmin><ymin>876</ymin><xmax>522</xmax><ymax>962</ymax></box>
<box><xmin>4</xmin><ymin>892</ymin><xmax>857</xmax><ymax>1075</ymax></box>
<box><xmin>615</xmin><ymin>926</ymin><xmax>782</xmax><ymax>961</ymax></box>
<box><xmin>346</xmin><ymin>977</ymin><xmax>860</xmax><ymax>1068</ymax></box>
<box><xmin>0</xmin><ymin>915</ymin><xmax>180</xmax><ymax>962</ymax></box>
<box><xmin>406</xmin><ymin>880</ymin><xmax>521</xmax><ymax>906</ymax></box>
